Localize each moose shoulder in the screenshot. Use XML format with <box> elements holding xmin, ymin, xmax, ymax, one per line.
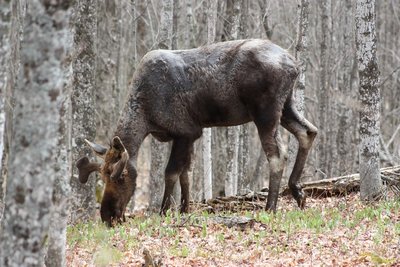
<box><xmin>76</xmin><ymin>39</ymin><xmax>317</xmax><ymax>226</ymax></box>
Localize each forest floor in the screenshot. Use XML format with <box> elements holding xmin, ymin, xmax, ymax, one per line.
<box><xmin>66</xmin><ymin>193</ymin><xmax>400</xmax><ymax>267</ymax></box>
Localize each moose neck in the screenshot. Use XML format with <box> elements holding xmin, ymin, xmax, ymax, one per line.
<box><xmin>113</xmin><ymin>95</ymin><xmax>148</xmax><ymax>166</ymax></box>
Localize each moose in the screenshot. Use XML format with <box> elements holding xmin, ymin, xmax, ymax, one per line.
<box><xmin>76</xmin><ymin>39</ymin><xmax>317</xmax><ymax>226</ymax></box>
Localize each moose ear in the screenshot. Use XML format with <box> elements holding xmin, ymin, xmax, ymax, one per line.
<box><xmin>111</xmin><ymin>136</ymin><xmax>126</xmax><ymax>152</ymax></box>
<box><xmin>109</xmin><ymin>136</ymin><xmax>129</xmax><ymax>181</ymax></box>
<box><xmin>84</xmin><ymin>139</ymin><xmax>107</xmax><ymax>157</ymax></box>
<box><xmin>76</xmin><ymin>156</ymin><xmax>101</xmax><ymax>183</ymax></box>
<box><xmin>110</xmin><ymin>150</ymin><xmax>129</xmax><ymax>181</ymax></box>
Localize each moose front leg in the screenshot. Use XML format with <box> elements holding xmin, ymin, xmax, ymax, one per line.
<box><xmin>255</xmin><ymin>115</ymin><xmax>286</xmax><ymax>212</ymax></box>
<box><xmin>265</xmin><ymin>132</ymin><xmax>287</xmax><ymax>211</ymax></box>
<box><xmin>179</xmin><ymin>151</ymin><xmax>193</xmax><ymax>213</ymax></box>
<box><xmin>161</xmin><ymin>138</ymin><xmax>193</xmax><ymax>215</ymax></box>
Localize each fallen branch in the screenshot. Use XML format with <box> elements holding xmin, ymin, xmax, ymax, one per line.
<box><xmin>280</xmin><ymin>165</ymin><xmax>400</xmax><ymax>197</ymax></box>
<box><xmin>186</xmin><ymin>166</ymin><xmax>400</xmax><ymax>214</ymax></box>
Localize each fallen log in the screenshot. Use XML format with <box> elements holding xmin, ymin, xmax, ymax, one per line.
<box><xmin>186</xmin><ymin>166</ymin><xmax>400</xmax><ymax>213</ymax></box>
<box><xmin>280</xmin><ymin>165</ymin><xmax>400</xmax><ymax>197</ymax></box>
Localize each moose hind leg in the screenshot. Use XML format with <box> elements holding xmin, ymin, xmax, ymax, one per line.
<box><xmin>255</xmin><ymin>119</ymin><xmax>286</xmax><ymax>212</ymax></box>
<box><xmin>161</xmin><ymin>138</ymin><xmax>193</xmax><ymax>215</ymax></box>
<box><xmin>281</xmin><ymin>103</ymin><xmax>317</xmax><ymax>209</ymax></box>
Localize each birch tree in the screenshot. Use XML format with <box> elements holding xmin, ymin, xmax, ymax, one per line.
<box><xmin>70</xmin><ymin>0</ymin><xmax>97</xmax><ymax>223</ymax></box>
<box><xmin>355</xmin><ymin>0</ymin><xmax>382</xmax><ymax>200</ymax></box>
<box><xmin>0</xmin><ymin>1</ymin><xmax>71</xmax><ymax>265</ymax></box>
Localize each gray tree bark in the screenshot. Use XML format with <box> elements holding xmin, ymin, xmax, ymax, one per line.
<box><xmin>0</xmin><ymin>0</ymin><xmax>11</xmax><ymax>206</ymax></box>
<box><xmin>45</xmin><ymin>96</ymin><xmax>72</xmax><ymax>267</ymax></box>
<box><xmin>203</xmin><ymin>0</ymin><xmax>217</xmax><ymax>199</ymax></box>
<box><xmin>355</xmin><ymin>0</ymin><xmax>382</xmax><ymax>200</ymax></box>
<box><xmin>95</xmin><ymin>0</ymin><xmax>120</xmax><ymax>143</ymax></box>
<box><xmin>317</xmin><ymin>0</ymin><xmax>332</xmax><ymax>179</ymax></box>
<box><xmin>70</xmin><ymin>0</ymin><xmax>97</xmax><ymax>223</ymax></box>
<box><xmin>45</xmin><ymin>7</ymin><xmax>73</xmax><ymax>267</ymax></box>
<box><xmin>148</xmin><ymin>0</ymin><xmax>173</xmax><ymax>212</ymax></box>
<box><xmin>237</xmin><ymin>0</ymin><xmax>250</xmax><ymax>194</ymax></box>
<box><xmin>0</xmin><ymin>1</ymin><xmax>70</xmax><ymax>265</ymax></box>
<box><xmin>224</xmin><ymin>0</ymin><xmax>240</xmax><ymax>196</ymax></box>
<box><xmin>172</xmin><ymin>0</ymin><xmax>178</xmax><ymax>50</ymax></box>
<box><xmin>285</xmin><ymin>0</ymin><xmax>310</xmax><ymax>181</ymax></box>
<box><xmin>185</xmin><ymin>0</ymin><xmax>203</xmax><ymax>201</ymax></box>
<box><xmin>258</xmin><ymin>0</ymin><xmax>274</xmax><ymax>39</ymax></box>
<box><xmin>336</xmin><ymin>0</ymin><xmax>355</xmax><ymax>175</ymax></box>
<box><xmin>0</xmin><ymin>0</ymin><xmax>24</xmax><ymax>215</ymax></box>
<box><xmin>185</xmin><ymin>0</ymin><xmax>194</xmax><ymax>49</ymax></box>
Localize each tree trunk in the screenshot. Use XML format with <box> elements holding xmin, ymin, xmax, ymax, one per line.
<box><xmin>148</xmin><ymin>0</ymin><xmax>173</xmax><ymax>212</ymax></box>
<box><xmin>158</xmin><ymin>0</ymin><xmax>173</xmax><ymax>50</ymax></box>
<box><xmin>336</xmin><ymin>0</ymin><xmax>355</xmax><ymax>175</ymax></box>
<box><xmin>70</xmin><ymin>0</ymin><xmax>97</xmax><ymax>223</ymax></box>
<box><xmin>237</xmin><ymin>0</ymin><xmax>250</xmax><ymax>194</ymax></box>
<box><xmin>0</xmin><ymin>0</ymin><xmax>24</xmax><ymax>214</ymax></box>
<box><xmin>252</xmin><ymin>146</ymin><xmax>268</xmax><ymax>190</ymax></box>
<box><xmin>285</xmin><ymin>0</ymin><xmax>310</xmax><ymax>182</ymax></box>
<box><xmin>116</xmin><ymin>0</ymin><xmax>134</xmax><ymax>112</ymax></box>
<box><xmin>185</xmin><ymin>0</ymin><xmax>194</xmax><ymax>49</ymax></box>
<box><xmin>355</xmin><ymin>0</ymin><xmax>382</xmax><ymax>200</ymax></box>
<box><xmin>0</xmin><ymin>1</ymin><xmax>70</xmax><ymax>265</ymax></box>
<box><xmin>258</xmin><ymin>0</ymin><xmax>274</xmax><ymax>39</ymax></box>
<box><xmin>45</xmin><ymin>9</ymin><xmax>73</xmax><ymax>266</ymax></box>
<box><xmin>225</xmin><ymin>127</ymin><xmax>239</xmax><ymax>196</ymax></box>
<box><xmin>148</xmin><ymin>138</ymin><xmax>167</xmax><ymax>212</ymax></box>
<box><xmin>95</xmin><ymin>0</ymin><xmax>120</xmax><ymax>143</ymax></box>
<box><xmin>223</xmin><ymin>0</ymin><xmax>240</xmax><ymax>196</ymax></box>
<box><xmin>317</xmin><ymin>0</ymin><xmax>332</xmax><ymax>179</ymax></box>
<box><xmin>171</xmin><ymin>0</ymin><xmax>178</xmax><ymax>50</ymax></box>
<box><xmin>203</xmin><ymin>0</ymin><xmax>217</xmax><ymax>200</ymax></box>
<box><xmin>0</xmin><ymin>0</ymin><xmax>11</xmax><ymax>205</ymax></box>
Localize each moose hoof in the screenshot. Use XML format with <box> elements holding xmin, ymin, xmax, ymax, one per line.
<box><xmin>290</xmin><ymin>184</ymin><xmax>307</xmax><ymax>209</ymax></box>
<box><xmin>180</xmin><ymin>205</ymin><xmax>189</xmax><ymax>214</ymax></box>
<box><xmin>264</xmin><ymin>202</ymin><xmax>277</xmax><ymax>213</ymax></box>
<box><xmin>293</xmin><ymin>190</ymin><xmax>306</xmax><ymax>209</ymax></box>
<box><xmin>296</xmin><ymin>195</ymin><xmax>306</xmax><ymax>209</ymax></box>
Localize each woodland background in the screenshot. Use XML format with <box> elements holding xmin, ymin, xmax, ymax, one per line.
<box><xmin>0</xmin><ymin>0</ymin><xmax>399</xmax><ymax>266</ymax></box>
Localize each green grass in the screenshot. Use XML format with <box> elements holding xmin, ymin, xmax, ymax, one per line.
<box><xmin>67</xmin><ymin>198</ymin><xmax>400</xmax><ymax>265</ymax></box>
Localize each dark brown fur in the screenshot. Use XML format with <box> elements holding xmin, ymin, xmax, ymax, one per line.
<box><xmin>76</xmin><ymin>39</ymin><xmax>318</xmax><ymax>226</ymax></box>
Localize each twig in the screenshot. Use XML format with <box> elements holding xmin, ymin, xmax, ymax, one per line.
<box><xmin>386</xmin><ymin>123</ymin><xmax>400</xmax><ymax>148</ymax></box>
<box><xmin>379</xmin><ymin>65</ymin><xmax>400</xmax><ymax>87</ymax></box>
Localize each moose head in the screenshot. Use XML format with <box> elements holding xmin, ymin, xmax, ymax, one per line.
<box><xmin>75</xmin><ymin>136</ymin><xmax>135</xmax><ymax>227</ymax></box>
